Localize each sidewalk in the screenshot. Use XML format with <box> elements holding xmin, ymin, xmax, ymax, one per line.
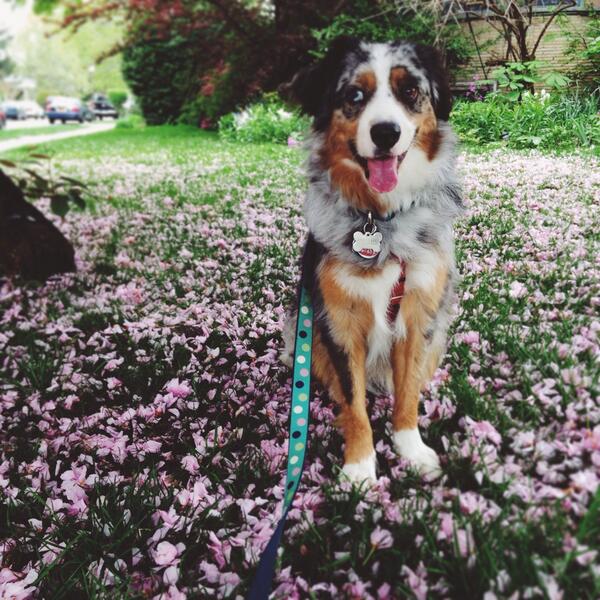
<box><xmin>0</xmin><ymin>122</ymin><xmax>116</xmax><ymax>154</ymax></box>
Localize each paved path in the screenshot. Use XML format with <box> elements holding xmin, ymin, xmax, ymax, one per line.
<box><xmin>0</xmin><ymin>122</ymin><xmax>116</xmax><ymax>153</ymax></box>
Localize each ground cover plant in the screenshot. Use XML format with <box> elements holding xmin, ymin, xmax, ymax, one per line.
<box><xmin>217</xmin><ymin>89</ymin><xmax>599</xmax><ymax>152</ymax></box>
<box><xmin>451</xmin><ymin>91</ymin><xmax>600</xmax><ymax>153</ymax></box>
<box><xmin>0</xmin><ymin>126</ymin><xmax>599</xmax><ymax>599</ymax></box>
<box><xmin>218</xmin><ymin>95</ymin><xmax>309</xmax><ymax>144</ymax></box>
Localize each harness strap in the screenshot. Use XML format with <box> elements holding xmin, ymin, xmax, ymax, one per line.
<box><xmin>386</xmin><ymin>257</ymin><xmax>406</xmax><ymax>324</ymax></box>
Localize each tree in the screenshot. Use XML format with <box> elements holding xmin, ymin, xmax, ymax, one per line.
<box><xmin>10</xmin><ymin>13</ymin><xmax>127</xmax><ymax>103</ymax></box>
<box><xmin>0</xmin><ymin>28</ymin><xmax>15</xmax><ymax>79</ymax></box>
<box><xmin>450</xmin><ymin>0</ymin><xmax>577</xmax><ymax>64</ymax></box>
<box><xmin>41</xmin><ymin>0</ymin><xmax>473</xmax><ymax>124</ymax></box>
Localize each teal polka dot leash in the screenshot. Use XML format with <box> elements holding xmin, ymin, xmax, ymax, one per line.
<box><xmin>246</xmin><ymin>286</ymin><xmax>314</xmax><ymax>600</ymax></box>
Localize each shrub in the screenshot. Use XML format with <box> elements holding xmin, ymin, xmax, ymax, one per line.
<box><xmin>178</xmin><ymin>58</ymin><xmax>253</xmax><ymax>128</ymax></box>
<box><xmin>115</xmin><ymin>114</ymin><xmax>145</xmax><ymax>130</ymax></box>
<box><xmin>120</xmin><ymin>1</ymin><xmax>474</xmax><ymax>128</ymax></box>
<box><xmin>218</xmin><ymin>95</ymin><xmax>309</xmax><ymax>144</ymax></box>
<box><xmin>489</xmin><ymin>61</ymin><xmax>570</xmax><ymax>100</ymax></box>
<box><xmin>122</xmin><ymin>35</ymin><xmax>200</xmax><ymax>125</ymax></box>
<box><xmin>107</xmin><ymin>90</ymin><xmax>128</xmax><ymax>111</ymax></box>
<box><xmin>451</xmin><ymin>91</ymin><xmax>600</xmax><ymax>152</ymax></box>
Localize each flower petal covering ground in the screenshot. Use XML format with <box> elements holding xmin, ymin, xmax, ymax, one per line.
<box><xmin>1</xmin><ymin>127</ymin><xmax>599</xmax><ymax>599</ymax></box>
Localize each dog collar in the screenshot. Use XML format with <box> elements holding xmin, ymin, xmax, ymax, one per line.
<box><xmin>354</xmin><ymin>208</ymin><xmax>398</xmax><ymax>222</ymax></box>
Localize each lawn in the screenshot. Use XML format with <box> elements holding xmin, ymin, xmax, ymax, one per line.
<box><xmin>0</xmin><ymin>123</ymin><xmax>83</xmax><ymax>142</ymax></box>
<box><xmin>0</xmin><ymin>125</ymin><xmax>599</xmax><ymax>599</ymax></box>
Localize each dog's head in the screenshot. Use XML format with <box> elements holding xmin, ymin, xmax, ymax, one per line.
<box><xmin>286</xmin><ymin>37</ymin><xmax>452</xmax><ymax>205</ymax></box>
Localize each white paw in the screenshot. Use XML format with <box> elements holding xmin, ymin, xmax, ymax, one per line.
<box><xmin>393</xmin><ymin>429</ymin><xmax>442</xmax><ymax>479</ymax></box>
<box><xmin>341</xmin><ymin>452</ymin><xmax>377</xmax><ymax>485</ymax></box>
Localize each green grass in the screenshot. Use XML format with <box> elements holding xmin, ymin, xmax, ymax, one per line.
<box><xmin>4</xmin><ymin>125</ymin><xmax>246</xmax><ymax>159</ymax></box>
<box><xmin>1</xmin><ymin>125</ymin><xmax>303</xmax><ymax>215</ymax></box>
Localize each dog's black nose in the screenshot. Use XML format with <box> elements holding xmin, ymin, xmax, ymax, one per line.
<box><xmin>370</xmin><ymin>122</ymin><xmax>401</xmax><ymax>151</ymax></box>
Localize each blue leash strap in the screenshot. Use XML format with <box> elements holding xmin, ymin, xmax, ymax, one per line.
<box><xmin>245</xmin><ymin>286</ymin><xmax>314</xmax><ymax>600</ymax></box>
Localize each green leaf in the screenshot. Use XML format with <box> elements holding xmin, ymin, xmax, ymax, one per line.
<box><xmin>67</xmin><ymin>189</ymin><xmax>86</xmax><ymax>209</ymax></box>
<box><xmin>50</xmin><ymin>195</ymin><xmax>69</xmax><ymax>218</ymax></box>
<box><xmin>22</xmin><ymin>168</ymin><xmax>47</xmax><ymax>184</ymax></box>
<box><xmin>60</xmin><ymin>175</ymin><xmax>88</xmax><ymax>188</ymax></box>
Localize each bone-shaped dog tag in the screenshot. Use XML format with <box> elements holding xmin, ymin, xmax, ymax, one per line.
<box><xmin>352</xmin><ymin>230</ymin><xmax>382</xmax><ymax>259</ymax></box>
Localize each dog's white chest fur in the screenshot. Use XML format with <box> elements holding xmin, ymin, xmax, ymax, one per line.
<box><xmin>332</xmin><ymin>261</ymin><xmax>405</xmax><ymax>373</ymax></box>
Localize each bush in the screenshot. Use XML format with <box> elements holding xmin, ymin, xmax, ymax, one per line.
<box><xmin>107</xmin><ymin>90</ymin><xmax>128</xmax><ymax>111</ymax></box>
<box><xmin>120</xmin><ymin>1</ymin><xmax>474</xmax><ymax>129</ymax></box>
<box><xmin>115</xmin><ymin>114</ymin><xmax>145</xmax><ymax>130</ymax></box>
<box><xmin>178</xmin><ymin>58</ymin><xmax>253</xmax><ymax>128</ymax></box>
<box><xmin>122</xmin><ymin>35</ymin><xmax>200</xmax><ymax>125</ymax></box>
<box><xmin>218</xmin><ymin>95</ymin><xmax>310</xmax><ymax>144</ymax></box>
<box><xmin>489</xmin><ymin>61</ymin><xmax>570</xmax><ymax>100</ymax></box>
<box><xmin>451</xmin><ymin>91</ymin><xmax>600</xmax><ymax>152</ymax></box>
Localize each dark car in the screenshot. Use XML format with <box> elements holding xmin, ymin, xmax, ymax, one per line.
<box><xmin>0</xmin><ymin>107</ymin><xmax>6</xmax><ymax>129</ymax></box>
<box><xmin>45</xmin><ymin>96</ymin><xmax>94</xmax><ymax>124</ymax></box>
<box><xmin>2</xmin><ymin>102</ymin><xmax>26</xmax><ymax>120</ymax></box>
<box><xmin>90</xmin><ymin>94</ymin><xmax>118</xmax><ymax>120</ymax></box>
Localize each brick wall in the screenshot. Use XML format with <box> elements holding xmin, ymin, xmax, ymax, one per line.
<box><xmin>456</xmin><ymin>5</ymin><xmax>599</xmax><ymax>86</ymax></box>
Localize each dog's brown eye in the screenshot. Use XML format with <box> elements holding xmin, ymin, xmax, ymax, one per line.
<box><xmin>404</xmin><ymin>87</ymin><xmax>419</xmax><ymax>101</ymax></box>
<box><xmin>346</xmin><ymin>87</ymin><xmax>365</xmax><ymax>105</ymax></box>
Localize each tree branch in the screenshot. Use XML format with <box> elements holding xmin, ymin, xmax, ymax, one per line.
<box><xmin>530</xmin><ymin>0</ymin><xmax>576</xmax><ymax>58</ymax></box>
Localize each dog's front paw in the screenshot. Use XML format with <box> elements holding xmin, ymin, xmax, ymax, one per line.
<box><xmin>341</xmin><ymin>452</ymin><xmax>377</xmax><ymax>485</ymax></box>
<box><xmin>393</xmin><ymin>429</ymin><xmax>442</xmax><ymax>479</ymax></box>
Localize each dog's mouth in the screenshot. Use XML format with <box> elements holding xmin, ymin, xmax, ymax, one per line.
<box><xmin>349</xmin><ymin>142</ymin><xmax>407</xmax><ymax>194</ymax></box>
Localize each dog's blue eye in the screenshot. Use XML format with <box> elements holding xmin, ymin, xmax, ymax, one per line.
<box><xmin>347</xmin><ymin>88</ymin><xmax>364</xmax><ymax>104</ymax></box>
<box><xmin>404</xmin><ymin>87</ymin><xmax>419</xmax><ymax>101</ymax></box>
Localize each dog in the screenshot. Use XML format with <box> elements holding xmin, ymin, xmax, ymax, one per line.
<box><xmin>281</xmin><ymin>37</ymin><xmax>464</xmax><ymax>483</ymax></box>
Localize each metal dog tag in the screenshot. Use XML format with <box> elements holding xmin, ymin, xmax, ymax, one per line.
<box><xmin>352</xmin><ymin>212</ymin><xmax>382</xmax><ymax>259</ymax></box>
<box><xmin>352</xmin><ymin>230</ymin><xmax>382</xmax><ymax>259</ymax></box>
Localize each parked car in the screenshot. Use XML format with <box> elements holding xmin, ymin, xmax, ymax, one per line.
<box><xmin>20</xmin><ymin>100</ymin><xmax>45</xmax><ymax>119</ymax></box>
<box><xmin>45</xmin><ymin>96</ymin><xmax>94</xmax><ymax>124</ymax></box>
<box><xmin>89</xmin><ymin>94</ymin><xmax>118</xmax><ymax>120</ymax></box>
<box><xmin>2</xmin><ymin>101</ymin><xmax>27</xmax><ymax>120</ymax></box>
<box><xmin>0</xmin><ymin>107</ymin><xmax>5</xmax><ymax>129</ymax></box>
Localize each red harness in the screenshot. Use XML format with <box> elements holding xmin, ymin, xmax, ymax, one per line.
<box><xmin>386</xmin><ymin>257</ymin><xmax>406</xmax><ymax>324</ymax></box>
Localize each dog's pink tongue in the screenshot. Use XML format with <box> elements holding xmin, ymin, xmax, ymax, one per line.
<box><xmin>367</xmin><ymin>156</ymin><xmax>399</xmax><ymax>193</ymax></box>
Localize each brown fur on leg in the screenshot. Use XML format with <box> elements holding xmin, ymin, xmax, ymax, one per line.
<box><xmin>313</xmin><ymin>330</ymin><xmax>373</xmax><ymax>464</ymax></box>
<box><xmin>392</xmin><ymin>264</ymin><xmax>449</xmax><ymax>431</ymax></box>
<box><xmin>312</xmin><ymin>258</ymin><xmax>375</xmax><ymax>467</ymax></box>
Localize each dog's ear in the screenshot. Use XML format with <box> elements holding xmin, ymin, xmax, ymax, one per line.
<box><xmin>413</xmin><ymin>44</ymin><xmax>452</xmax><ymax>121</ymax></box>
<box><xmin>282</xmin><ymin>36</ymin><xmax>361</xmax><ymax>118</ymax></box>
